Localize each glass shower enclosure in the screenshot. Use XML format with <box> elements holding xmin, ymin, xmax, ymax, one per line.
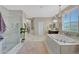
<box><xmin>2</xmin><ymin>11</ymin><xmax>22</xmax><ymax>54</ymax></box>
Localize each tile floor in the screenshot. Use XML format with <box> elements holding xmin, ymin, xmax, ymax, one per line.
<box><xmin>17</xmin><ymin>33</ymin><xmax>48</xmax><ymax>54</ymax></box>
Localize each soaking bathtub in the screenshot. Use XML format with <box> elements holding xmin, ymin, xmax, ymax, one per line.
<box><xmin>45</xmin><ymin>34</ymin><xmax>79</xmax><ymax>54</ymax></box>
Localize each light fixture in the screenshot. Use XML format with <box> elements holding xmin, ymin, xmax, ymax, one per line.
<box><xmin>52</xmin><ymin>5</ymin><xmax>61</xmax><ymax>23</ymax></box>
<box><xmin>53</xmin><ymin>5</ymin><xmax>62</xmax><ymax>20</ymax></box>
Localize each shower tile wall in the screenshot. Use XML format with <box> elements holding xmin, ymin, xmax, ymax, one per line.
<box><xmin>0</xmin><ymin>6</ymin><xmax>23</xmax><ymax>53</ymax></box>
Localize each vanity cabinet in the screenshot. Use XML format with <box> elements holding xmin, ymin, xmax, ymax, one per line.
<box><xmin>48</xmin><ymin>30</ymin><xmax>59</xmax><ymax>34</ymax></box>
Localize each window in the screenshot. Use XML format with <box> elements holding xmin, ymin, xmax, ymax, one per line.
<box><xmin>62</xmin><ymin>7</ymin><xmax>79</xmax><ymax>33</ymax></box>
<box><xmin>70</xmin><ymin>7</ymin><xmax>79</xmax><ymax>32</ymax></box>
<box><xmin>62</xmin><ymin>12</ymin><xmax>71</xmax><ymax>31</ymax></box>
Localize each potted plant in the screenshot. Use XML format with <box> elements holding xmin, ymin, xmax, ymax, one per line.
<box><xmin>20</xmin><ymin>23</ymin><xmax>27</xmax><ymax>42</ymax></box>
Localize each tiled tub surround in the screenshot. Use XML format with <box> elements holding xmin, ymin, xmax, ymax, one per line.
<box><xmin>45</xmin><ymin>34</ymin><xmax>79</xmax><ymax>54</ymax></box>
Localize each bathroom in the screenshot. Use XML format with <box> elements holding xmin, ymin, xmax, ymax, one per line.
<box><xmin>0</xmin><ymin>5</ymin><xmax>79</xmax><ymax>54</ymax></box>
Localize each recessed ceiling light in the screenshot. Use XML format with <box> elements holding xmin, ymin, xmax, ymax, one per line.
<box><xmin>40</xmin><ymin>6</ymin><xmax>43</xmax><ymax>8</ymax></box>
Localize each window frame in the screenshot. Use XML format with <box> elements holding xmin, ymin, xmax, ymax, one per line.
<box><xmin>62</xmin><ymin>7</ymin><xmax>79</xmax><ymax>33</ymax></box>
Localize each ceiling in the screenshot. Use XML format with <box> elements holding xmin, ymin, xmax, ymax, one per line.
<box><xmin>4</xmin><ymin>5</ymin><xmax>68</xmax><ymax>18</ymax></box>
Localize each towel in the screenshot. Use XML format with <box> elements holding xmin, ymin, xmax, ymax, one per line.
<box><xmin>0</xmin><ymin>13</ymin><xmax>6</xmax><ymax>33</ymax></box>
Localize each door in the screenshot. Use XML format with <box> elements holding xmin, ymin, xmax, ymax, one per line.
<box><xmin>38</xmin><ymin>21</ymin><xmax>44</xmax><ymax>36</ymax></box>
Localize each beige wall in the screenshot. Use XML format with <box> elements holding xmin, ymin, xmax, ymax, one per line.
<box><xmin>32</xmin><ymin>17</ymin><xmax>52</xmax><ymax>35</ymax></box>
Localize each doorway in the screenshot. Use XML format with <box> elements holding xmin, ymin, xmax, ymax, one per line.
<box><xmin>38</xmin><ymin>21</ymin><xmax>44</xmax><ymax>36</ymax></box>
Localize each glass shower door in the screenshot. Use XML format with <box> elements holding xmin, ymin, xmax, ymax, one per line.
<box><xmin>2</xmin><ymin>11</ymin><xmax>22</xmax><ymax>53</ymax></box>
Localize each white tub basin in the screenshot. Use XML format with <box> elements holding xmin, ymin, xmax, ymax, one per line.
<box><xmin>48</xmin><ymin>34</ymin><xmax>77</xmax><ymax>43</ymax></box>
